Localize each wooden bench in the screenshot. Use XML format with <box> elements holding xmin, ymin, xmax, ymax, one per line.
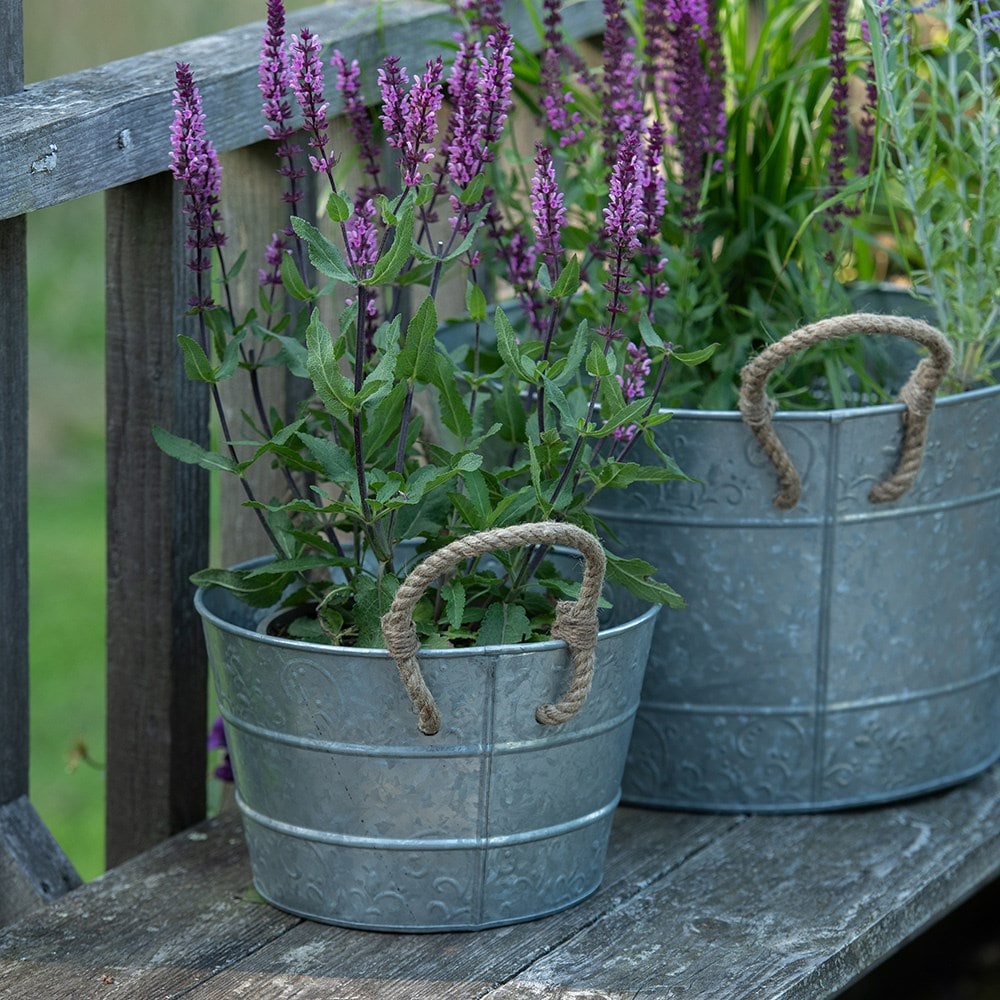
<box><xmin>3</xmin><ymin>1</ymin><xmax>998</xmax><ymax>996</ymax></box>
<box><xmin>2</xmin><ymin>765</ymin><xmax>999</xmax><ymax>997</ymax></box>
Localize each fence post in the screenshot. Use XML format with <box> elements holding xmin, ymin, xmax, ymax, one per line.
<box><xmin>104</xmin><ymin>174</ymin><xmax>210</xmax><ymax>867</ymax></box>
<box><xmin>0</xmin><ymin>0</ymin><xmax>82</xmax><ymax>925</ymax></box>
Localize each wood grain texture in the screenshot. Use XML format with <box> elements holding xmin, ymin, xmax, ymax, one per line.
<box><xmin>104</xmin><ymin>175</ymin><xmax>209</xmax><ymax>867</ymax></box>
<box><xmin>0</xmin><ymin>0</ymin><xmax>605</xmax><ymax>219</ymax></box>
<box><xmin>0</xmin><ymin>798</ymin><xmax>80</xmax><ymax>927</ymax></box>
<box><xmin>2</xmin><ymin>765</ymin><xmax>999</xmax><ymax>999</ymax></box>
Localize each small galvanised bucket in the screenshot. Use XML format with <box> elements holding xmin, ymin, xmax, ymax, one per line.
<box><xmin>195</xmin><ymin>523</ymin><xmax>658</xmax><ymax>931</ymax></box>
<box><xmin>594</xmin><ymin>315</ymin><xmax>1000</xmax><ymax>812</ymax></box>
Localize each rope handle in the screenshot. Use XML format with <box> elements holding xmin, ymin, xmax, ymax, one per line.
<box><xmin>738</xmin><ymin>313</ymin><xmax>953</xmax><ymax>510</ymax></box>
<box><xmin>380</xmin><ymin>522</ymin><xmax>607</xmax><ymax>736</ymax></box>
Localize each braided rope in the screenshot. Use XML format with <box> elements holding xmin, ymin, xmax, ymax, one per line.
<box><xmin>380</xmin><ymin>522</ymin><xmax>607</xmax><ymax>735</ymax></box>
<box><xmin>738</xmin><ymin>314</ymin><xmax>953</xmax><ymax>509</ymax></box>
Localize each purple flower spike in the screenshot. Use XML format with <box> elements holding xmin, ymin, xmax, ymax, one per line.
<box><xmin>603</xmin><ymin>131</ymin><xmax>644</xmax><ymax>259</ymax></box>
<box><xmin>290</xmin><ymin>28</ymin><xmax>336</xmax><ymax>174</ymax></box>
<box><xmin>260</xmin><ymin>0</ymin><xmax>292</xmax><ymax>140</ymax></box>
<box><xmin>380</xmin><ymin>56</ymin><xmax>445</xmax><ymax>187</ymax></box>
<box><xmin>170</xmin><ymin>62</ymin><xmax>226</xmax><ymax>304</ymax></box>
<box><xmin>346</xmin><ymin>199</ymin><xmax>379</xmax><ymax>278</ymax></box>
<box><xmin>601</xmin><ymin>0</ymin><xmax>644</xmax><ymax>161</ymax></box>
<box><xmin>614</xmin><ymin>342</ymin><xmax>652</xmax><ymax>442</ymax></box>
<box><xmin>331</xmin><ymin>49</ymin><xmax>385</xmax><ymax>202</ymax></box>
<box><xmin>530</xmin><ymin>143</ymin><xmax>566</xmax><ymax>270</ymax></box>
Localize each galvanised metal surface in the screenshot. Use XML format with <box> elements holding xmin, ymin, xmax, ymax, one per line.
<box><xmin>196</xmin><ymin>560</ymin><xmax>657</xmax><ymax>931</ymax></box>
<box><xmin>592</xmin><ymin>383</ymin><xmax>1000</xmax><ymax>811</ymax></box>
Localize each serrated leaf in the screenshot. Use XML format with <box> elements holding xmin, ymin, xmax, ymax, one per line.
<box><xmin>586</xmin><ymin>343</ymin><xmax>615</xmax><ymax>378</ymax></box>
<box><xmin>458</xmin><ymin>173</ymin><xmax>487</xmax><ymax>205</ymax></box>
<box><xmin>306</xmin><ymin>310</ymin><xmax>355</xmax><ymax>415</ymax></box>
<box><xmin>369</xmin><ymin>202</ymin><xmax>415</xmax><ymax>285</ymax></box>
<box><xmin>177</xmin><ymin>335</ymin><xmax>217</xmax><ymax>383</ymax></box>
<box><xmin>153</xmin><ymin>425</ymin><xmax>237</xmax><ymax>473</ymax></box>
<box><xmin>495</xmin><ymin>306</ymin><xmax>535</xmax><ymax>379</ymax></box>
<box><xmin>297</xmin><ymin>432</ymin><xmax>355</xmax><ymax>485</ymax></box>
<box><xmin>398</xmin><ymin>294</ymin><xmax>438</xmax><ymax>382</ymax></box>
<box><xmin>291</xmin><ymin>216</ymin><xmax>354</xmax><ymax>283</ymax></box>
<box><xmin>550</xmin><ymin>320</ymin><xmax>591</xmax><ymax>387</ymax></box>
<box><xmin>604</xmin><ymin>553</ymin><xmax>684</xmax><ymax>609</ymax></box>
<box><xmin>477</xmin><ymin>601</ymin><xmax>532</xmax><ymax>645</ymax></box>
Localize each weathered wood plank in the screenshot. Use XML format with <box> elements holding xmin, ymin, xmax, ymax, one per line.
<box><xmin>0</xmin><ymin>798</ymin><xmax>80</xmax><ymax>927</ymax></box>
<box><xmin>0</xmin><ymin>0</ymin><xmax>605</xmax><ymax>220</ymax></box>
<box><xmin>2</xmin><ymin>766</ymin><xmax>999</xmax><ymax>999</ymax></box>
<box><xmin>104</xmin><ymin>174</ymin><xmax>210</xmax><ymax>867</ymax></box>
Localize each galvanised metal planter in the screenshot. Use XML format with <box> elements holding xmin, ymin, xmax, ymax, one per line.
<box><xmin>593</xmin><ymin>315</ymin><xmax>1000</xmax><ymax>812</ymax></box>
<box><xmin>195</xmin><ymin>523</ymin><xmax>658</xmax><ymax>931</ymax></box>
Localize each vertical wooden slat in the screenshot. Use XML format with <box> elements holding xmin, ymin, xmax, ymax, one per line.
<box><xmin>0</xmin><ymin>0</ymin><xmax>27</xmax><ymax>815</ymax></box>
<box><xmin>0</xmin><ymin>0</ymin><xmax>82</xmax><ymax>924</ymax></box>
<box><xmin>104</xmin><ymin>174</ymin><xmax>209</xmax><ymax>867</ymax></box>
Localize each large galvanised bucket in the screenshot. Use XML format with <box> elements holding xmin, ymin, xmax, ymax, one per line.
<box><xmin>593</xmin><ymin>315</ymin><xmax>1000</xmax><ymax>812</ymax></box>
<box><xmin>195</xmin><ymin>524</ymin><xmax>658</xmax><ymax>931</ymax></box>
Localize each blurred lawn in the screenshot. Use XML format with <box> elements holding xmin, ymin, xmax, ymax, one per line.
<box><xmin>25</xmin><ymin>0</ymin><xmax>316</xmax><ymax>881</ymax></box>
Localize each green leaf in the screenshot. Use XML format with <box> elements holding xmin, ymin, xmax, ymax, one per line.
<box><xmin>369</xmin><ymin>202</ymin><xmax>415</xmax><ymax>285</ymax></box>
<box><xmin>638</xmin><ymin>314</ymin><xmax>665</xmax><ymax>350</ymax></box>
<box><xmin>441</xmin><ymin>579</ymin><xmax>467</xmax><ymax>632</ymax></box>
<box><xmin>491</xmin><ymin>381</ymin><xmax>527</xmax><ymax>442</ymax></box>
<box><xmin>673</xmin><ymin>344</ymin><xmax>720</xmax><ymax>366</ymax></box>
<box><xmin>306</xmin><ymin>310</ymin><xmax>355</xmax><ymax>415</ymax></box>
<box><xmin>457</xmin><ymin>173</ymin><xmax>487</xmax><ymax>205</ymax></box>
<box><xmin>586</xmin><ymin>343</ymin><xmax>615</xmax><ymax>378</ymax></box>
<box><xmin>190</xmin><ymin>567</ymin><xmax>295</xmax><ymax>608</ymax></box>
<box><xmin>297</xmin><ymin>432</ymin><xmax>355</xmax><ymax>485</ymax></box>
<box><xmin>177</xmin><ymin>335</ymin><xmax>216</xmax><ymax>383</ymax></box>
<box><xmin>549</xmin><ymin>255</ymin><xmax>580</xmax><ymax>299</ymax></box>
<box><xmin>432</xmin><ymin>353</ymin><xmax>474</xmax><ymax>439</ymax></box>
<box><xmin>477</xmin><ymin>601</ymin><xmax>532</xmax><ymax>645</ymax></box>
<box><xmin>398</xmin><ymin>294</ymin><xmax>438</xmax><ymax>382</ymax></box>
<box><xmin>495</xmin><ymin>306</ymin><xmax>535</xmax><ymax>379</ymax></box>
<box><xmin>216</xmin><ymin>327</ymin><xmax>249</xmax><ymax>381</ymax></box>
<box><xmin>549</xmin><ymin>320</ymin><xmax>591</xmax><ymax>388</ymax></box>
<box><xmin>326</xmin><ymin>192</ymin><xmax>352</xmax><ymax>222</ymax></box>
<box><xmin>604</xmin><ymin>553</ymin><xmax>684</xmax><ymax>609</ymax></box>
<box><xmin>358</xmin><ymin>340</ymin><xmax>400</xmax><ymax>407</ymax></box>
<box><xmin>152</xmin><ymin>425</ymin><xmax>237</xmax><ymax>473</ymax></box>
<box><xmin>459</xmin><ymin>467</ymin><xmax>491</xmax><ymax>526</ymax></box>
<box><xmin>280</xmin><ymin>252</ymin><xmax>314</xmax><ymax>301</ymax></box>
<box><xmin>291</xmin><ymin>216</ymin><xmax>354</xmax><ymax>283</ymax></box>
<box><xmin>593</xmin><ymin>460</ymin><xmax>691</xmax><ymax>489</ymax></box>
<box><xmin>466</xmin><ymin>281</ymin><xmax>487</xmax><ymax>322</ymax></box>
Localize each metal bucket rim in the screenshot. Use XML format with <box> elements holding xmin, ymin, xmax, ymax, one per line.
<box><xmin>659</xmin><ymin>379</ymin><xmax>1000</xmax><ymax>424</ymax></box>
<box><xmin>194</xmin><ymin>550</ymin><xmax>660</xmax><ymax>659</ymax></box>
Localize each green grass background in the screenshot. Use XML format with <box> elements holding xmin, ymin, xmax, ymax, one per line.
<box><xmin>25</xmin><ymin>0</ymin><xmax>315</xmax><ymax>882</ymax></box>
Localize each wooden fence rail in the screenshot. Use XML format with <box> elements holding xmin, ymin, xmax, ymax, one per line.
<box><xmin>0</xmin><ymin>0</ymin><xmax>606</xmax><ymax>919</ymax></box>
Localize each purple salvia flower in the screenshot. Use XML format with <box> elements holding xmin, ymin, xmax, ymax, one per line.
<box><xmin>601</xmin><ymin>0</ymin><xmax>644</xmax><ymax>163</ymax></box>
<box><xmin>613</xmin><ymin>343</ymin><xmax>652</xmax><ymax>442</ymax></box>
<box><xmin>638</xmin><ymin>123</ymin><xmax>669</xmax><ymax>309</ymax></box>
<box><xmin>170</xmin><ymin>63</ymin><xmax>226</xmax><ymax>305</ymax></box>
<box><xmin>346</xmin><ymin>199</ymin><xmax>379</xmax><ymax>278</ymax></box>
<box><xmin>208</xmin><ymin>716</ymin><xmax>234</xmax><ymax>783</ymax></box>
<box><xmin>824</xmin><ymin>0</ymin><xmax>853</xmax><ymax>228</ymax></box>
<box><xmin>290</xmin><ymin>28</ymin><xmax>336</xmax><ymax>175</ymax></box>
<box><xmin>380</xmin><ymin>56</ymin><xmax>445</xmax><ymax>187</ymax></box>
<box><xmin>259</xmin><ymin>0</ymin><xmax>293</xmax><ymax>140</ymax></box>
<box><xmin>602</xmin><ymin>130</ymin><xmax>644</xmax><ymax>327</ymax></box>
<box><xmin>658</xmin><ymin>0</ymin><xmax>725</xmax><ymax>233</ymax></box>
<box><xmin>539</xmin><ymin>0</ymin><xmax>586</xmax><ymax>148</ymax></box>
<box><xmin>603</xmin><ymin>131</ymin><xmax>644</xmax><ymax>259</ymax></box>
<box><xmin>259</xmin><ymin>1</ymin><xmax>305</xmax><ymax>217</ymax></box>
<box><xmin>258</xmin><ymin>231</ymin><xmax>288</xmax><ymax>288</ymax></box>
<box><xmin>445</xmin><ymin>26</ymin><xmax>514</xmax><ymax>193</ymax></box>
<box><xmin>331</xmin><ymin>49</ymin><xmax>386</xmax><ymax>203</ymax></box>
<box><xmin>530</xmin><ymin>144</ymin><xmax>566</xmax><ymax>271</ymax></box>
